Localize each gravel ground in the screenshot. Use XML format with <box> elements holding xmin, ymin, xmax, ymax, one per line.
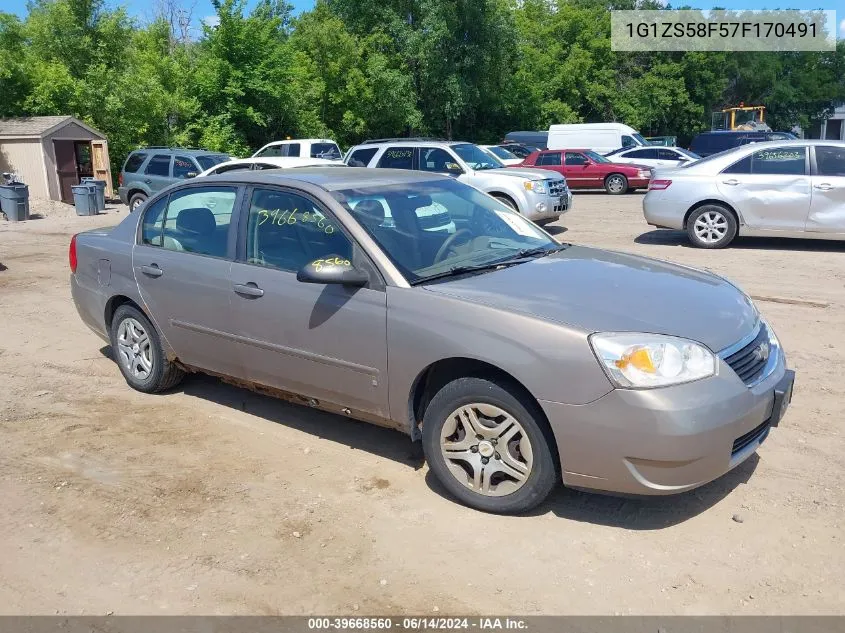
<box><xmin>0</xmin><ymin>192</ymin><xmax>842</xmax><ymax>615</ymax></box>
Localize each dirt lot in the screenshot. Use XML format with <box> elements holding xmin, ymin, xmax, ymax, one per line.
<box><xmin>0</xmin><ymin>194</ymin><xmax>843</xmax><ymax>615</ymax></box>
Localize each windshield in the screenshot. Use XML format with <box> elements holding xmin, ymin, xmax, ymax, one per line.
<box><xmin>196</xmin><ymin>154</ymin><xmax>230</xmax><ymax>170</ymax></box>
<box><xmin>633</xmin><ymin>133</ymin><xmax>650</xmax><ymax>146</ymax></box>
<box><xmin>452</xmin><ymin>143</ymin><xmax>504</xmax><ymax>170</ymax></box>
<box><xmin>486</xmin><ymin>146</ymin><xmax>517</xmax><ymax>160</ymax></box>
<box><xmin>584</xmin><ymin>150</ymin><xmax>611</xmax><ymax>163</ymax></box>
<box><xmin>332</xmin><ymin>179</ymin><xmax>559</xmax><ymax>284</ymax></box>
<box><xmin>311</xmin><ymin>143</ymin><xmax>342</xmax><ymax>159</ymax></box>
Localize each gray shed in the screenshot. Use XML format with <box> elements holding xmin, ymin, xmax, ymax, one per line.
<box><xmin>0</xmin><ymin>116</ymin><xmax>114</xmax><ymax>203</ymax></box>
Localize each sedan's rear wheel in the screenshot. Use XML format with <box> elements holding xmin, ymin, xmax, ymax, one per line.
<box><xmin>422</xmin><ymin>377</ymin><xmax>557</xmax><ymax>513</ymax></box>
<box><xmin>604</xmin><ymin>174</ymin><xmax>628</xmax><ymax>195</ymax></box>
<box><xmin>110</xmin><ymin>304</ymin><xmax>184</xmax><ymax>393</ymax></box>
<box><xmin>687</xmin><ymin>205</ymin><xmax>737</xmax><ymax>249</ymax></box>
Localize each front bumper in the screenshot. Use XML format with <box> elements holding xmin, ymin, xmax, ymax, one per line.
<box><xmin>523</xmin><ymin>190</ymin><xmax>573</xmax><ymax>222</ymax></box>
<box><xmin>540</xmin><ymin>345</ymin><xmax>793</xmax><ymax>496</ymax></box>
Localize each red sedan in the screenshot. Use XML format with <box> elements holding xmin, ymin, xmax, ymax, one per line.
<box><xmin>516</xmin><ymin>149</ymin><xmax>652</xmax><ymax>194</ymax></box>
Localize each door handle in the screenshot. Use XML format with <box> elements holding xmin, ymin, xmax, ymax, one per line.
<box><xmin>233</xmin><ymin>282</ymin><xmax>264</xmax><ymax>298</ymax></box>
<box><xmin>144</xmin><ymin>179</ymin><xmax>152</xmax><ymax>184</ymax></box>
<box><xmin>140</xmin><ymin>264</ymin><xmax>163</xmax><ymax>278</ymax></box>
<box><xmin>721</xmin><ymin>179</ymin><xmax>739</xmax><ymax>186</ymax></box>
<box><xmin>814</xmin><ymin>183</ymin><xmax>833</xmax><ymax>191</ymax></box>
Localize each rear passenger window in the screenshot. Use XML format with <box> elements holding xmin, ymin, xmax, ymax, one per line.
<box><xmin>816</xmin><ymin>146</ymin><xmax>845</xmax><ymax>177</ymax></box>
<box><xmin>246</xmin><ymin>189</ymin><xmax>351</xmax><ymax>273</ymax></box>
<box><xmin>140</xmin><ymin>197</ymin><xmax>168</xmax><ymax>245</ymax></box>
<box><xmin>154</xmin><ymin>187</ymin><xmax>238</xmax><ymax>257</ymax></box>
<box><xmin>377</xmin><ymin>147</ymin><xmax>414</xmax><ymax>170</ymax></box>
<box><xmin>537</xmin><ymin>152</ymin><xmax>562</xmax><ymax>166</ymax></box>
<box><xmin>286</xmin><ymin>143</ymin><xmax>301</xmax><ymax>157</ymax></box>
<box><xmin>124</xmin><ymin>153</ymin><xmax>147</xmax><ymax>173</ymax></box>
<box><xmin>347</xmin><ymin>147</ymin><xmax>378</xmax><ymax>167</ymax></box>
<box><xmin>145</xmin><ymin>154</ymin><xmax>171</xmax><ymax>176</ymax></box>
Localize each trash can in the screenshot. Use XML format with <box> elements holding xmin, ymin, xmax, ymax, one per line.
<box><xmin>0</xmin><ymin>183</ymin><xmax>29</xmax><ymax>222</ymax></box>
<box><xmin>80</xmin><ymin>177</ymin><xmax>106</xmax><ymax>211</ymax></box>
<box><xmin>71</xmin><ymin>184</ymin><xmax>98</xmax><ymax>216</ymax></box>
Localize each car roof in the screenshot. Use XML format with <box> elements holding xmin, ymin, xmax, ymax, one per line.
<box><xmin>131</xmin><ymin>147</ymin><xmax>226</xmax><ymax>156</ymax></box>
<box><xmin>216</xmin><ymin>157</ymin><xmax>340</xmax><ymax>167</ymax></box>
<box><xmin>539</xmin><ymin>148</ymin><xmax>590</xmax><ymax>152</ymax></box>
<box><xmin>201</xmin><ymin>166</ymin><xmax>451</xmax><ymax>191</ymax></box>
<box><xmin>352</xmin><ymin>140</ymin><xmax>473</xmax><ymax>148</ymax></box>
<box><xmin>261</xmin><ymin>139</ymin><xmax>337</xmax><ymax>145</ymax></box>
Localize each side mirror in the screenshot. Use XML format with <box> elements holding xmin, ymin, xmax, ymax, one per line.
<box><xmin>297</xmin><ymin>256</ymin><xmax>368</xmax><ymax>287</ymax></box>
<box><xmin>444</xmin><ymin>162</ymin><xmax>463</xmax><ymax>175</ymax></box>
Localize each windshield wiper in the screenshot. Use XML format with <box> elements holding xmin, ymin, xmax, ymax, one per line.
<box><xmin>412</xmin><ymin>244</ymin><xmax>568</xmax><ymax>286</ymax></box>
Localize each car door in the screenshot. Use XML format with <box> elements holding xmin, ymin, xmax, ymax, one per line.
<box><xmin>621</xmin><ymin>148</ymin><xmax>658</xmax><ymax>167</ymax></box>
<box><xmin>807</xmin><ymin>145</ymin><xmax>845</xmax><ymax>233</ymax></box>
<box><xmin>657</xmin><ymin>148</ymin><xmax>688</xmax><ymax>167</ymax></box>
<box><xmin>717</xmin><ymin>146</ymin><xmax>811</xmax><ymax>231</ymax></box>
<box><xmin>532</xmin><ymin>151</ymin><xmax>566</xmax><ymax>179</ymax></box>
<box><xmin>133</xmin><ymin>185</ymin><xmax>245</xmax><ymax>378</ymax></box>
<box><xmin>228</xmin><ymin>186</ymin><xmax>390</xmax><ymax>417</ymax></box>
<box><xmin>564</xmin><ymin>152</ymin><xmax>597</xmax><ymax>187</ymax></box>
<box><xmin>142</xmin><ymin>154</ymin><xmax>174</xmax><ymax>194</ymax></box>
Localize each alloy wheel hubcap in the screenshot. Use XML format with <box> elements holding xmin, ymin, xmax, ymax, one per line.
<box><xmin>694</xmin><ymin>211</ymin><xmax>728</xmax><ymax>243</ymax></box>
<box><xmin>439</xmin><ymin>403</ymin><xmax>533</xmax><ymax>497</ymax></box>
<box><xmin>608</xmin><ymin>177</ymin><xmax>624</xmax><ymax>192</ymax></box>
<box><xmin>116</xmin><ymin>317</ymin><xmax>153</xmax><ymax>380</ymax></box>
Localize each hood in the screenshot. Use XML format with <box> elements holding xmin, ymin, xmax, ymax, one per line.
<box><xmin>423</xmin><ymin>245</ymin><xmax>757</xmax><ymax>352</ymax></box>
<box><xmin>484</xmin><ymin>167</ymin><xmax>562</xmax><ymax>181</ymax></box>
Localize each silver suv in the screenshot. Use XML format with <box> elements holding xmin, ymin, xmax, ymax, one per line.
<box><xmin>345</xmin><ymin>139</ymin><xmax>571</xmax><ymax>224</ymax></box>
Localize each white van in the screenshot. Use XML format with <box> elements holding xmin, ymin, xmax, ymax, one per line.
<box><xmin>547</xmin><ymin>123</ymin><xmax>649</xmax><ymax>155</ymax></box>
<box><xmin>252</xmin><ymin>139</ymin><xmax>342</xmax><ymax>161</ymax></box>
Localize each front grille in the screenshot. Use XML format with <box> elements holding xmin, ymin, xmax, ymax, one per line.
<box><xmin>724</xmin><ymin>324</ymin><xmax>770</xmax><ymax>385</ymax></box>
<box><xmin>732</xmin><ymin>420</ymin><xmax>770</xmax><ymax>455</ymax></box>
<box><xmin>548</xmin><ymin>180</ymin><xmax>567</xmax><ymax>197</ymax></box>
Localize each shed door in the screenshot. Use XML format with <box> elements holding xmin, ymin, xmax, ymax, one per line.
<box><xmin>91</xmin><ymin>140</ymin><xmax>114</xmax><ymax>198</ymax></box>
<box><xmin>54</xmin><ymin>140</ymin><xmax>78</xmax><ymax>203</ymax></box>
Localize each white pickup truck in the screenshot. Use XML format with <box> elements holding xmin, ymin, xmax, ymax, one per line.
<box><xmin>344</xmin><ymin>139</ymin><xmax>572</xmax><ymax>225</ymax></box>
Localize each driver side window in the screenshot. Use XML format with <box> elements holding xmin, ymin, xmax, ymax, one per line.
<box><xmin>420</xmin><ymin>148</ymin><xmax>459</xmax><ymax>173</ymax></box>
<box><xmin>565</xmin><ymin>152</ymin><xmax>588</xmax><ymax>166</ymax></box>
<box><xmin>245</xmin><ymin>189</ymin><xmax>352</xmax><ymax>273</ymax></box>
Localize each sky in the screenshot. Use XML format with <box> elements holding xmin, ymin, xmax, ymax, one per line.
<box><xmin>3</xmin><ymin>0</ymin><xmax>844</xmax><ymax>38</ymax></box>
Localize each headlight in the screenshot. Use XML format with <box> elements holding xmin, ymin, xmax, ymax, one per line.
<box><xmin>590</xmin><ymin>332</ymin><xmax>716</xmax><ymax>388</ymax></box>
<box><xmin>524</xmin><ymin>180</ymin><xmax>548</xmax><ymax>194</ymax></box>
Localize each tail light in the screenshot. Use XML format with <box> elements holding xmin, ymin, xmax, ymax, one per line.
<box><xmin>69</xmin><ymin>234</ymin><xmax>78</xmax><ymax>273</ymax></box>
<box><xmin>649</xmin><ymin>179</ymin><xmax>672</xmax><ymax>191</ymax></box>
<box><xmin>118</xmin><ymin>172</ymin><xmax>123</xmax><ymax>186</ymax></box>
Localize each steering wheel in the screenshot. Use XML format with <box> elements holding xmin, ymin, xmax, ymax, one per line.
<box><xmin>434</xmin><ymin>229</ymin><xmax>473</xmax><ymax>264</ymax></box>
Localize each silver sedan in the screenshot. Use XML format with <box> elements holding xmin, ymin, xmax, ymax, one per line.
<box><xmin>643</xmin><ymin>140</ymin><xmax>845</xmax><ymax>248</ymax></box>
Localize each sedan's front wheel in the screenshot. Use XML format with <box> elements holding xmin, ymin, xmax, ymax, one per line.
<box><xmin>422</xmin><ymin>377</ymin><xmax>557</xmax><ymax>513</ymax></box>
<box><xmin>110</xmin><ymin>304</ymin><xmax>185</xmax><ymax>393</ymax></box>
<box><xmin>687</xmin><ymin>205</ymin><xmax>737</xmax><ymax>248</ymax></box>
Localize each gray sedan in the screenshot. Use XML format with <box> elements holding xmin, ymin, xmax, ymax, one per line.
<box><xmin>643</xmin><ymin>140</ymin><xmax>845</xmax><ymax>248</ymax></box>
<box><xmin>70</xmin><ymin>168</ymin><xmax>794</xmax><ymax>513</ymax></box>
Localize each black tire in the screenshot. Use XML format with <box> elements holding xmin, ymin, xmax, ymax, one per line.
<box><xmin>604</xmin><ymin>173</ymin><xmax>628</xmax><ymax>195</ymax></box>
<box><xmin>422</xmin><ymin>377</ymin><xmax>558</xmax><ymax>514</ymax></box>
<box><xmin>128</xmin><ymin>192</ymin><xmax>147</xmax><ymax>212</ymax></box>
<box><xmin>110</xmin><ymin>304</ymin><xmax>185</xmax><ymax>393</ymax></box>
<box><xmin>492</xmin><ymin>194</ymin><xmax>518</xmax><ymax>211</ymax></box>
<box><xmin>686</xmin><ymin>204</ymin><xmax>737</xmax><ymax>249</ymax></box>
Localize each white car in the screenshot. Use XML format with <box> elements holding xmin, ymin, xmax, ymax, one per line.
<box><xmin>643</xmin><ymin>139</ymin><xmax>845</xmax><ymax>248</ymax></box>
<box><xmin>607</xmin><ymin>146</ymin><xmax>700</xmax><ymax>169</ymax></box>
<box><xmin>479</xmin><ymin>145</ymin><xmax>523</xmax><ymax>166</ymax></box>
<box><xmin>197</xmin><ymin>157</ymin><xmax>343</xmax><ymax>177</ymax></box>
<box><xmin>252</xmin><ymin>139</ymin><xmax>343</xmax><ymax>161</ymax></box>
